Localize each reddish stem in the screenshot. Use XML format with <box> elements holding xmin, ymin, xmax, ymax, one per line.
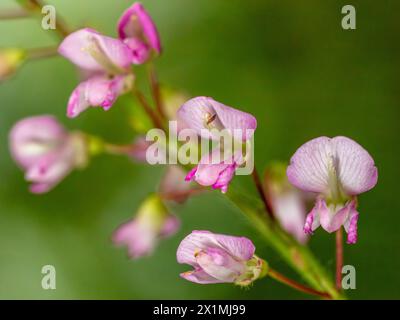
<box><xmin>336</xmin><ymin>228</ymin><xmax>343</xmax><ymax>290</ymax></box>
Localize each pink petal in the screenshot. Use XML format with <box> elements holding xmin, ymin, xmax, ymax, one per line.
<box><xmin>9</xmin><ymin>115</ymin><xmax>66</xmax><ymax>169</ymax></box>
<box><xmin>176</xmin><ymin>230</ymin><xmax>255</xmax><ymax>267</ymax></box>
<box><xmin>177</xmin><ymin>97</ymin><xmax>257</xmax><ymax>142</ymax></box>
<box><xmin>180</xmin><ymin>268</ymin><xmax>224</xmax><ymax>284</ymax></box>
<box><xmin>160</xmin><ymin>214</ymin><xmax>180</xmax><ymax>238</ymax></box>
<box><xmin>287</xmin><ymin>137</ymin><xmax>333</xmax><ymax>193</ymax></box>
<box><xmin>343</xmin><ymin>201</ymin><xmax>359</xmax><ymax>244</ymax></box>
<box><xmin>287</xmin><ymin>136</ymin><xmax>378</xmax><ymax>196</ymax></box>
<box><xmin>67</xmin><ymin>75</ymin><xmax>128</xmax><ymax>118</ymax></box>
<box><xmin>58</xmin><ymin>28</ymin><xmax>133</xmax><ymax>72</ymax></box>
<box><xmin>123</xmin><ymin>38</ymin><xmax>150</xmax><ymax>64</ymax></box>
<box><xmin>196</xmin><ymin>247</ymin><xmax>245</xmax><ymax>282</ymax></box>
<box><xmin>117</xmin><ymin>2</ymin><xmax>162</xmax><ymax>54</ymax></box>
<box><xmin>112</xmin><ymin>219</ymin><xmax>156</xmax><ymax>258</ymax></box>
<box><xmin>319</xmin><ymin>200</ymin><xmax>350</xmax><ymax>233</ymax></box>
<box><xmin>160</xmin><ymin>165</ymin><xmax>193</xmax><ymax>203</ymax></box>
<box><xmin>332</xmin><ymin>136</ymin><xmax>378</xmax><ymax>195</ymax></box>
<box><xmin>212</xmin><ymin>163</ymin><xmax>236</xmax><ymax>193</ymax></box>
<box><xmin>304</xmin><ymin>198</ymin><xmax>322</xmax><ymax>234</ymax></box>
<box><xmin>272</xmin><ymin>191</ymin><xmax>309</xmax><ymax>244</ymax></box>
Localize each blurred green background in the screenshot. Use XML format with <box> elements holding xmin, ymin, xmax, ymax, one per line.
<box><xmin>0</xmin><ymin>0</ymin><xmax>399</xmax><ymax>299</ymax></box>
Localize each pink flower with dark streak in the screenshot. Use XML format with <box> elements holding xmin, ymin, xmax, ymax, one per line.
<box><xmin>58</xmin><ymin>28</ymin><xmax>134</xmax><ymax>118</ymax></box>
<box><xmin>117</xmin><ymin>2</ymin><xmax>162</xmax><ymax>64</ymax></box>
<box><xmin>287</xmin><ymin>136</ymin><xmax>378</xmax><ymax>244</ymax></box>
<box><xmin>177</xmin><ymin>231</ymin><xmax>267</xmax><ymax>286</ymax></box>
<box><xmin>113</xmin><ymin>194</ymin><xmax>179</xmax><ymax>259</ymax></box>
<box><xmin>9</xmin><ymin>115</ymin><xmax>88</xmax><ymax>193</ymax></box>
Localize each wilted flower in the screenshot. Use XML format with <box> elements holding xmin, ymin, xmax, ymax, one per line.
<box><xmin>265</xmin><ymin>163</ymin><xmax>309</xmax><ymax>244</ymax></box>
<box><xmin>113</xmin><ymin>193</ymin><xmax>180</xmax><ymax>258</ymax></box>
<box><xmin>287</xmin><ymin>136</ymin><xmax>378</xmax><ymax>244</ymax></box>
<box><xmin>58</xmin><ymin>28</ymin><xmax>134</xmax><ymax>118</ymax></box>
<box><xmin>117</xmin><ymin>2</ymin><xmax>162</xmax><ymax>64</ymax></box>
<box><xmin>0</xmin><ymin>48</ymin><xmax>25</xmax><ymax>81</ymax></box>
<box><xmin>177</xmin><ymin>230</ymin><xmax>267</xmax><ymax>286</ymax></box>
<box><xmin>9</xmin><ymin>115</ymin><xmax>88</xmax><ymax>193</ymax></box>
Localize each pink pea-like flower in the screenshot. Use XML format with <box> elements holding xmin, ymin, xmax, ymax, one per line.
<box><xmin>117</xmin><ymin>2</ymin><xmax>162</xmax><ymax>64</ymax></box>
<box><xmin>178</xmin><ymin>97</ymin><xmax>257</xmax><ymax>193</ymax></box>
<box><xmin>9</xmin><ymin>115</ymin><xmax>88</xmax><ymax>194</ymax></box>
<box><xmin>113</xmin><ymin>194</ymin><xmax>180</xmax><ymax>258</ymax></box>
<box><xmin>58</xmin><ymin>28</ymin><xmax>134</xmax><ymax>118</ymax></box>
<box><xmin>287</xmin><ymin>136</ymin><xmax>378</xmax><ymax>244</ymax></box>
<box><xmin>177</xmin><ymin>231</ymin><xmax>266</xmax><ymax>286</ymax></box>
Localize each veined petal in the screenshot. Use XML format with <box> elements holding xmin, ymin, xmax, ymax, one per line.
<box><xmin>58</xmin><ymin>28</ymin><xmax>133</xmax><ymax>72</ymax></box>
<box><xmin>117</xmin><ymin>2</ymin><xmax>162</xmax><ymax>54</ymax></box>
<box><xmin>177</xmin><ymin>97</ymin><xmax>257</xmax><ymax>142</ymax></box>
<box><xmin>176</xmin><ymin>230</ymin><xmax>255</xmax><ymax>267</ymax></box>
<box><xmin>9</xmin><ymin>115</ymin><xmax>66</xmax><ymax>168</ymax></box>
<box><xmin>319</xmin><ymin>200</ymin><xmax>350</xmax><ymax>233</ymax></box>
<box><xmin>332</xmin><ymin>136</ymin><xmax>378</xmax><ymax>195</ymax></box>
<box><xmin>343</xmin><ymin>200</ymin><xmax>359</xmax><ymax>244</ymax></box>
<box><xmin>67</xmin><ymin>75</ymin><xmax>130</xmax><ymax>118</ymax></box>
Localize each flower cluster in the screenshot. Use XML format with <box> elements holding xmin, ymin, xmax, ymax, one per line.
<box><xmin>6</xmin><ymin>1</ymin><xmax>378</xmax><ymax>297</ymax></box>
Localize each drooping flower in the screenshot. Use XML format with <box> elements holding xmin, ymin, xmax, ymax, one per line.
<box><xmin>117</xmin><ymin>2</ymin><xmax>162</xmax><ymax>64</ymax></box>
<box><xmin>58</xmin><ymin>28</ymin><xmax>134</xmax><ymax>118</ymax></box>
<box><xmin>0</xmin><ymin>48</ymin><xmax>25</xmax><ymax>81</ymax></box>
<box><xmin>9</xmin><ymin>115</ymin><xmax>88</xmax><ymax>193</ymax></box>
<box><xmin>185</xmin><ymin>148</ymin><xmax>242</xmax><ymax>194</ymax></box>
<box><xmin>265</xmin><ymin>162</ymin><xmax>309</xmax><ymax>244</ymax></box>
<box><xmin>287</xmin><ymin>136</ymin><xmax>378</xmax><ymax>244</ymax></box>
<box><xmin>113</xmin><ymin>193</ymin><xmax>180</xmax><ymax>258</ymax></box>
<box><xmin>177</xmin><ymin>231</ymin><xmax>267</xmax><ymax>286</ymax></box>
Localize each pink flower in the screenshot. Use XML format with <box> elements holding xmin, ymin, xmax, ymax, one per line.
<box><xmin>266</xmin><ymin>163</ymin><xmax>309</xmax><ymax>244</ymax></box>
<box><xmin>113</xmin><ymin>194</ymin><xmax>180</xmax><ymax>258</ymax></box>
<box><xmin>159</xmin><ymin>165</ymin><xmax>197</xmax><ymax>203</ymax></box>
<box><xmin>9</xmin><ymin>115</ymin><xmax>88</xmax><ymax>193</ymax></box>
<box><xmin>185</xmin><ymin>149</ymin><xmax>242</xmax><ymax>194</ymax></box>
<box><xmin>117</xmin><ymin>2</ymin><xmax>162</xmax><ymax>64</ymax></box>
<box><xmin>287</xmin><ymin>136</ymin><xmax>378</xmax><ymax>244</ymax></box>
<box><xmin>177</xmin><ymin>231</ymin><xmax>267</xmax><ymax>286</ymax></box>
<box><xmin>178</xmin><ymin>96</ymin><xmax>257</xmax><ymax>142</ymax></box>
<box><xmin>58</xmin><ymin>28</ymin><xmax>134</xmax><ymax>118</ymax></box>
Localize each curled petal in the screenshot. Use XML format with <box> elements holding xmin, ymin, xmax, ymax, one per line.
<box><xmin>58</xmin><ymin>28</ymin><xmax>133</xmax><ymax>72</ymax></box>
<box><xmin>123</xmin><ymin>38</ymin><xmax>150</xmax><ymax>64</ymax></box>
<box><xmin>287</xmin><ymin>137</ymin><xmax>333</xmax><ymax>194</ymax></box>
<box><xmin>67</xmin><ymin>75</ymin><xmax>131</xmax><ymax>118</ymax></box>
<box><xmin>177</xmin><ymin>97</ymin><xmax>257</xmax><ymax>142</ymax></box>
<box><xmin>9</xmin><ymin>115</ymin><xmax>66</xmax><ymax>168</ymax></box>
<box><xmin>118</xmin><ymin>2</ymin><xmax>162</xmax><ymax>54</ymax></box>
<box><xmin>304</xmin><ymin>199</ymin><xmax>321</xmax><ymax>234</ymax></box>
